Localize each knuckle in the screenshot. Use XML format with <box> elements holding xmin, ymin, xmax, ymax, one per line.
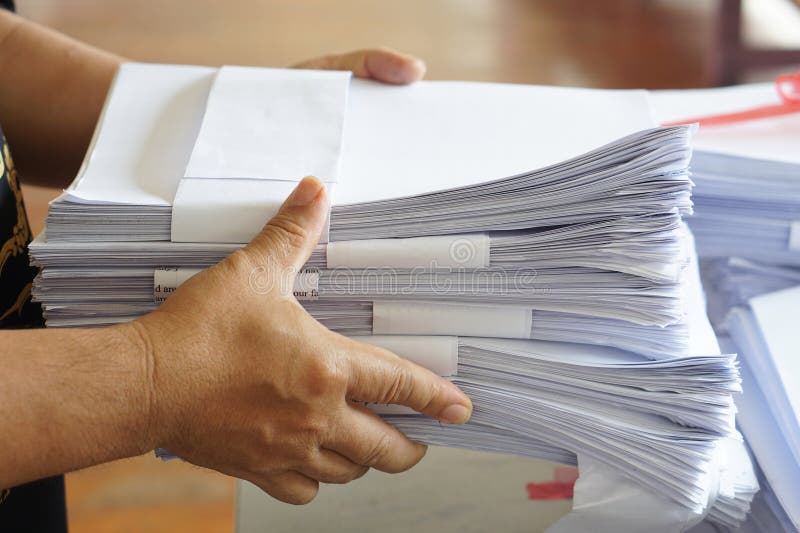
<box><xmin>293</xmin><ymin>440</ymin><xmax>319</xmax><ymax>463</ymax></box>
<box><xmin>223</xmin><ymin>248</ymin><xmax>257</xmax><ymax>275</ymax></box>
<box><xmin>419</xmin><ymin>378</ymin><xmax>442</xmax><ymax>414</ymax></box>
<box><xmin>304</xmin><ymin>355</ymin><xmax>347</xmax><ymax>398</ymax></box>
<box><xmin>266</xmin><ymin>215</ymin><xmax>310</xmax><ymax>252</ymax></box>
<box><xmin>359</xmin><ymin>432</ymin><xmax>393</xmax><ymax>468</ymax></box>
<box><xmin>383</xmin><ymin>364</ymin><xmax>413</xmax><ymax>404</ymax></box>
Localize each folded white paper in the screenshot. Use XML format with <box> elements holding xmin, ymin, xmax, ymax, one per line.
<box><xmin>185</xmin><ymin>66</ymin><xmax>351</xmax><ymax>182</ymax></box>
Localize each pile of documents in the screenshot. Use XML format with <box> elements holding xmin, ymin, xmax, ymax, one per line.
<box><xmin>655</xmin><ymin>83</ymin><xmax>800</xmax><ymax>532</ymax></box>
<box><xmin>702</xmin><ymin>257</ymin><xmax>800</xmax><ymax>329</ymax></box>
<box><xmin>719</xmin><ymin>286</ymin><xmax>799</xmax><ymax>532</ymax></box>
<box><xmin>30</xmin><ymin>63</ymin><xmax>755</xmax><ymax>530</ymax></box>
<box><xmin>652</xmin><ymin>84</ymin><xmax>800</xmax><ymax>266</ymax></box>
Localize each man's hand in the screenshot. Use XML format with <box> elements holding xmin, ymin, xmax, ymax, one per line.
<box><xmin>294</xmin><ymin>47</ymin><xmax>426</xmax><ymax>85</ymax></box>
<box><xmin>132</xmin><ymin>177</ymin><xmax>472</xmax><ymax>505</ymax></box>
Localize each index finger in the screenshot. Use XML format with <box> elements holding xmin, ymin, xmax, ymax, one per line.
<box><xmin>341</xmin><ymin>337</ymin><xmax>473</xmax><ymax>424</ymax></box>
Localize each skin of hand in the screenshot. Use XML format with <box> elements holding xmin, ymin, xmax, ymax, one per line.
<box><xmin>294</xmin><ymin>48</ymin><xmax>426</xmax><ymax>85</ymax></box>
<box><xmin>0</xmin><ymin>9</ymin><xmax>449</xmax><ymax>499</ymax></box>
<box><xmin>131</xmin><ymin>176</ymin><xmax>472</xmax><ymax>504</ymax></box>
<box><xmin>0</xmin><ymin>7</ymin><xmax>424</xmax><ymax>187</ymax></box>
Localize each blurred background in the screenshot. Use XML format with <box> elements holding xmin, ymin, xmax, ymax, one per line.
<box><xmin>14</xmin><ymin>0</ymin><xmax>800</xmax><ymax>531</ymax></box>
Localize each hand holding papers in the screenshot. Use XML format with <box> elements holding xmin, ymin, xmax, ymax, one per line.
<box><xmin>30</xmin><ymin>63</ymin><xmax>755</xmax><ymax>531</ymax></box>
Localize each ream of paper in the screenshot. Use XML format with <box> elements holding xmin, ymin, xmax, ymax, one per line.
<box><xmin>62</xmin><ymin>65</ymin><xmax>658</xmax><ymax>211</ymax></box>
<box><xmin>336</xmin><ymin>80</ymin><xmax>656</xmax><ymax>204</ymax></box>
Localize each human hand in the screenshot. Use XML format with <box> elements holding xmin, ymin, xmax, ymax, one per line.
<box><xmin>130</xmin><ymin>177</ymin><xmax>471</xmax><ymax>505</ymax></box>
<box><xmin>293</xmin><ymin>47</ymin><xmax>426</xmax><ymax>84</ymax></box>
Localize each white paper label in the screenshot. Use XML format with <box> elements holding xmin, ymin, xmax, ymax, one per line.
<box><xmin>326</xmin><ymin>234</ymin><xmax>490</xmax><ymax>269</ymax></box>
<box><xmin>789</xmin><ymin>220</ymin><xmax>800</xmax><ymax>251</ymax></box>
<box><xmin>184</xmin><ymin>67</ymin><xmax>350</xmax><ymax>183</ymax></box>
<box><xmin>171</xmin><ymin>178</ymin><xmax>332</xmax><ymax>244</ymax></box>
<box><xmin>351</xmin><ymin>335</ymin><xmax>459</xmax><ymax>377</ymax></box>
<box><xmin>154</xmin><ymin>267</ymin><xmax>320</xmax><ymax>302</ymax></box>
<box><xmin>154</xmin><ymin>267</ymin><xmax>204</xmax><ymax>302</ymax></box>
<box><xmin>373</xmin><ymin>301</ymin><xmax>532</xmax><ymax>339</ymax></box>
<box><xmin>292</xmin><ymin>269</ymin><xmax>320</xmax><ymax>301</ymax></box>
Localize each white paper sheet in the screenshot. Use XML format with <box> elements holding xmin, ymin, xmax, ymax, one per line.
<box><xmin>335</xmin><ymin>80</ymin><xmax>655</xmax><ymax>204</ymax></box>
<box><xmin>749</xmin><ymin>286</ymin><xmax>800</xmax><ymax>427</ymax></box>
<box><xmin>170</xmin><ymin>178</ymin><xmax>333</xmax><ymax>243</ymax></box>
<box><xmin>547</xmin><ymin>454</ymin><xmax>707</xmax><ymax>533</ymax></box>
<box><xmin>184</xmin><ymin>66</ymin><xmax>351</xmax><ymax>182</ymax></box>
<box><xmin>64</xmin><ymin>65</ymin><xmax>657</xmax><ymax>211</ymax></box>
<box><xmin>651</xmin><ymin>84</ymin><xmax>800</xmax><ymax>164</ymax></box>
<box><xmin>66</xmin><ymin>63</ymin><xmax>216</xmax><ymax>205</ymax></box>
<box><xmin>734</xmin><ymin>355</ymin><xmax>800</xmax><ymax>529</ymax></box>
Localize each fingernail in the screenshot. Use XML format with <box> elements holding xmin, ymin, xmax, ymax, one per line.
<box><xmin>441</xmin><ymin>404</ymin><xmax>471</xmax><ymax>424</ymax></box>
<box><xmin>412</xmin><ymin>58</ymin><xmax>427</xmax><ymax>78</ymax></box>
<box><xmin>289</xmin><ymin>176</ymin><xmax>325</xmax><ymax>207</ymax></box>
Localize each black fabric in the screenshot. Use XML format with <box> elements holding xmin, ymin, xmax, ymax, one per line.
<box><xmin>0</xmin><ymin>96</ymin><xmax>68</xmax><ymax>533</ymax></box>
<box><xmin>0</xmin><ymin>477</ymin><xmax>67</xmax><ymax>532</ymax></box>
<box><xmin>0</xmin><ymin>135</ymin><xmax>43</xmax><ymax>328</ymax></box>
<box><xmin>0</xmin><ymin>1</ymin><xmax>14</xmax><ymax>12</ymax></box>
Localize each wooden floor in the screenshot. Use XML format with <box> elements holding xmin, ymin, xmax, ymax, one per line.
<box><xmin>11</xmin><ymin>1</ymin><xmax>790</xmax><ymax>531</ymax></box>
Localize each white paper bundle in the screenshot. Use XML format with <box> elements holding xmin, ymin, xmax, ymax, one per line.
<box><xmin>30</xmin><ymin>63</ymin><xmax>758</xmax><ymax>530</ymax></box>
<box><xmin>652</xmin><ymin>84</ymin><xmax>800</xmax><ymax>266</ymax></box>
<box><xmin>32</xmin><ymin>264</ymin><xmax>684</xmax><ymax>326</ymax></box>
<box><xmin>45</xmin><ymin>63</ymin><xmax>692</xmax><ymax>246</ymax></box>
<box><xmin>35</xmin><ymin>299</ymin><xmax>688</xmax><ymax>359</ymax></box>
<box><xmin>33</xmin><ymin>211</ymin><xmax>689</xmax><ymax>282</ymax></box>
<box><xmin>702</xmin><ymin>257</ymin><xmax>800</xmax><ymax>329</ymax></box>
<box><xmin>721</xmin><ymin>286</ymin><xmax>800</xmax><ymax>531</ymax></box>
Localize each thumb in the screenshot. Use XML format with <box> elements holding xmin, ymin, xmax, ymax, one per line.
<box><xmin>244</xmin><ymin>176</ymin><xmax>329</xmax><ymax>274</ymax></box>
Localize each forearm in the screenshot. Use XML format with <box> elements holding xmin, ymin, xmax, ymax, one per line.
<box><xmin>0</xmin><ymin>10</ymin><xmax>123</xmax><ymax>188</ymax></box>
<box><xmin>0</xmin><ymin>323</ymin><xmax>155</xmax><ymax>487</ymax></box>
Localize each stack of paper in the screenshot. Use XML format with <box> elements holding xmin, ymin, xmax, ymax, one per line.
<box><xmin>652</xmin><ymin>84</ymin><xmax>800</xmax><ymax>266</ymax></box>
<box><xmin>29</xmin><ymin>63</ymin><xmax>753</xmax><ymax>530</ymax></box>
<box><xmin>654</xmin><ymin>83</ymin><xmax>800</xmax><ymax>531</ymax></box>
<box><xmin>702</xmin><ymin>258</ymin><xmax>800</xmax><ymax>329</ymax></box>
<box><xmin>720</xmin><ymin>286</ymin><xmax>800</xmax><ymax>532</ymax></box>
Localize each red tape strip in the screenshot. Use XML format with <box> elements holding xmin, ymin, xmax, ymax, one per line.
<box><xmin>663</xmin><ymin>71</ymin><xmax>800</xmax><ymax>128</ymax></box>
<box><xmin>525</xmin><ymin>481</ymin><xmax>575</xmax><ymax>500</ymax></box>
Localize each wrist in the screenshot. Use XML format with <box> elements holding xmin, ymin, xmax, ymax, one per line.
<box><xmin>113</xmin><ymin>320</ymin><xmax>162</xmax><ymax>455</ymax></box>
